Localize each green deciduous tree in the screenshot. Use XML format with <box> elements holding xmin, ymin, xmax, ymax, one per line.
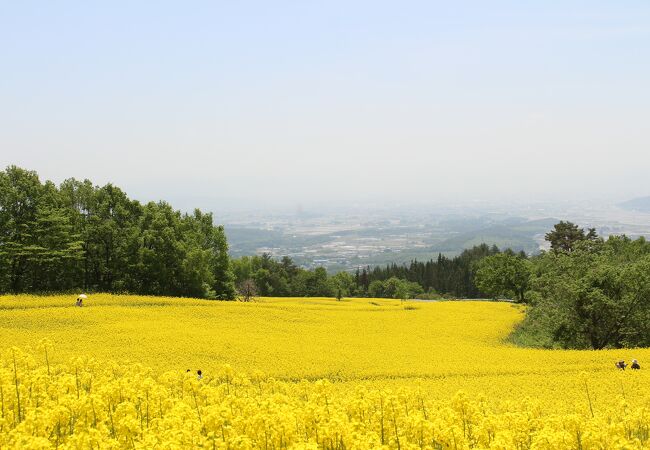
<box><xmin>516</xmin><ymin>236</ymin><xmax>650</xmax><ymax>349</ymax></box>
<box><xmin>0</xmin><ymin>166</ymin><xmax>43</xmax><ymax>292</ymax></box>
<box><xmin>474</xmin><ymin>253</ymin><xmax>531</xmax><ymax>302</ymax></box>
<box><xmin>0</xmin><ymin>166</ymin><xmax>236</xmax><ymax>299</ymax></box>
<box><xmin>367</xmin><ymin>277</ymin><xmax>423</xmax><ymax>299</ymax></box>
<box><xmin>328</xmin><ymin>271</ymin><xmax>356</xmax><ymax>299</ymax></box>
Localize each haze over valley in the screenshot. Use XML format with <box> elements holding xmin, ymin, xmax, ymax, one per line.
<box><xmin>223</xmin><ymin>198</ymin><xmax>650</xmax><ymax>271</ymax></box>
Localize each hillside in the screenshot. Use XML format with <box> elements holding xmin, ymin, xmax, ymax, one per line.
<box><xmin>619</xmin><ymin>196</ymin><xmax>650</xmax><ymax>212</ymax></box>
<box><xmin>2</xmin><ymin>294</ymin><xmax>649</xmax><ymax>448</ymax></box>
<box><xmin>1</xmin><ymin>294</ymin><xmax>647</xmax><ymax>409</ymax></box>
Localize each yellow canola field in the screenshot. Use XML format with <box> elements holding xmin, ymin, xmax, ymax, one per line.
<box><xmin>1</xmin><ymin>294</ymin><xmax>649</xmax><ymax>448</ymax></box>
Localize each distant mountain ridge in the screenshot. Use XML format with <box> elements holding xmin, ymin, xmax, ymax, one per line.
<box><xmin>619</xmin><ymin>197</ymin><xmax>650</xmax><ymax>213</ymax></box>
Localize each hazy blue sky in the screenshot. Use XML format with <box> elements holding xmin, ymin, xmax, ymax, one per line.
<box><xmin>1</xmin><ymin>1</ymin><xmax>649</xmax><ymax>210</ymax></box>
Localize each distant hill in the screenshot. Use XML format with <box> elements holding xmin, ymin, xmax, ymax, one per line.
<box><xmin>433</xmin><ymin>225</ymin><xmax>538</xmax><ymax>255</ymax></box>
<box><xmin>619</xmin><ymin>197</ymin><xmax>650</xmax><ymax>213</ymax></box>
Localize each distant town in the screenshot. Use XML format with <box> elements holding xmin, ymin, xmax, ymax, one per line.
<box><xmin>222</xmin><ymin>198</ymin><xmax>650</xmax><ymax>272</ymax></box>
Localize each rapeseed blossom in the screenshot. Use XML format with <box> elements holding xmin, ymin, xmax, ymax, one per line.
<box><xmin>0</xmin><ymin>346</ymin><xmax>649</xmax><ymax>448</ymax></box>
<box><xmin>0</xmin><ymin>294</ymin><xmax>649</xmax><ymax>448</ymax></box>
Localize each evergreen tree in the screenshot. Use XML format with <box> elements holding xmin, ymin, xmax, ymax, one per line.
<box><xmin>545</xmin><ymin>221</ymin><xmax>599</xmax><ymax>253</ymax></box>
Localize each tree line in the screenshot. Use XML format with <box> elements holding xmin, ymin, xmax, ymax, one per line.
<box><xmin>230</xmin><ymin>245</ymin><xmax>514</xmax><ymax>299</ymax></box>
<box><xmin>0</xmin><ymin>166</ymin><xmax>235</xmax><ymax>298</ymax></box>
<box><xmin>475</xmin><ymin>221</ymin><xmax>650</xmax><ymax>349</ymax></box>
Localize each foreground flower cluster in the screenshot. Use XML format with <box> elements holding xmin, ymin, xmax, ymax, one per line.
<box><xmin>1</xmin><ymin>345</ymin><xmax>649</xmax><ymax>449</ymax></box>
